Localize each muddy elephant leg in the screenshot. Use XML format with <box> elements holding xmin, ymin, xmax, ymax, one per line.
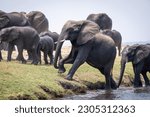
<box><xmin>132</xmin><ymin>63</ymin><xmax>143</xmax><ymax>87</ymax></box>
<box><xmin>58</xmin><ymin>47</ymin><xmax>77</xmax><ymax>73</ymax></box>
<box><xmin>66</xmin><ymin>44</ymin><xmax>91</xmax><ymax>80</ymax></box>
<box><xmin>141</xmin><ymin>72</ymin><xmax>150</xmax><ymax>86</ymax></box>
<box><xmin>7</xmin><ymin>43</ymin><xmax>14</xmax><ymax>61</ymax></box>
<box><xmin>48</xmin><ymin>52</ymin><xmax>53</xmax><ymax>65</ymax></box>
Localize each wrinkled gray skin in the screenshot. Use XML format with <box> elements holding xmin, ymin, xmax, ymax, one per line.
<box><xmin>86</xmin><ymin>13</ymin><xmax>112</xmax><ymax>30</ymax></box>
<box><xmin>26</xmin><ymin>11</ymin><xmax>49</xmax><ymax>34</ymax></box>
<box><xmin>118</xmin><ymin>44</ymin><xmax>150</xmax><ymax>88</ymax></box>
<box><xmin>54</xmin><ymin>20</ymin><xmax>117</xmax><ymax>90</ymax></box>
<box><xmin>102</xmin><ymin>29</ymin><xmax>122</xmax><ymax>56</ymax></box>
<box><xmin>0</xmin><ymin>11</ymin><xmax>31</xmax><ymax>60</ymax></box>
<box><xmin>0</xmin><ymin>26</ymin><xmax>39</xmax><ymax>65</ymax></box>
<box><xmin>38</xmin><ymin>34</ymin><xmax>54</xmax><ymax>65</ymax></box>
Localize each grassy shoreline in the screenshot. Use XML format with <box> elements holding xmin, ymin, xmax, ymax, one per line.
<box><xmin>0</xmin><ymin>50</ymin><xmax>149</xmax><ymax>99</ymax></box>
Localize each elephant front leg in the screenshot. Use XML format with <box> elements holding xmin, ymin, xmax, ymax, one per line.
<box><xmin>66</xmin><ymin>45</ymin><xmax>91</xmax><ymax>80</ymax></box>
<box><xmin>133</xmin><ymin>64</ymin><xmax>143</xmax><ymax>87</ymax></box>
<box><xmin>17</xmin><ymin>45</ymin><xmax>26</xmax><ymax>64</ymax></box>
<box><xmin>58</xmin><ymin>47</ymin><xmax>76</xmax><ymax>73</ymax></box>
<box><xmin>7</xmin><ymin>43</ymin><xmax>14</xmax><ymax>61</ymax></box>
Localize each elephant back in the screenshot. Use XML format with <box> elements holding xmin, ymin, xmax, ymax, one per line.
<box><xmin>0</xmin><ymin>12</ymin><xmax>30</xmax><ymax>28</ymax></box>
<box><xmin>87</xmin><ymin>13</ymin><xmax>112</xmax><ymax>30</ymax></box>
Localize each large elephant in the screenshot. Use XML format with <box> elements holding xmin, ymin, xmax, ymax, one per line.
<box><xmin>0</xmin><ymin>11</ymin><xmax>31</xmax><ymax>60</ymax></box>
<box><xmin>118</xmin><ymin>44</ymin><xmax>150</xmax><ymax>87</ymax></box>
<box><xmin>102</xmin><ymin>29</ymin><xmax>122</xmax><ymax>56</ymax></box>
<box><xmin>86</xmin><ymin>13</ymin><xmax>112</xmax><ymax>30</ymax></box>
<box><xmin>0</xmin><ymin>26</ymin><xmax>39</xmax><ymax>65</ymax></box>
<box><xmin>54</xmin><ymin>20</ymin><xmax>117</xmax><ymax>89</ymax></box>
<box><xmin>26</xmin><ymin>11</ymin><xmax>49</xmax><ymax>34</ymax></box>
<box><xmin>38</xmin><ymin>34</ymin><xmax>54</xmax><ymax>65</ymax></box>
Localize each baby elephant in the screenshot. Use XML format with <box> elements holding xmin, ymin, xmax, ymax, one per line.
<box><xmin>0</xmin><ymin>26</ymin><xmax>40</xmax><ymax>65</ymax></box>
<box><xmin>37</xmin><ymin>34</ymin><xmax>54</xmax><ymax>65</ymax></box>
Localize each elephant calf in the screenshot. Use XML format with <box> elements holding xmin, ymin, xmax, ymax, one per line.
<box><xmin>0</xmin><ymin>26</ymin><xmax>40</xmax><ymax>65</ymax></box>
<box><xmin>38</xmin><ymin>34</ymin><xmax>54</xmax><ymax>65</ymax></box>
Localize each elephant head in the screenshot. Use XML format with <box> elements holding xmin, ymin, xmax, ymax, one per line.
<box><xmin>118</xmin><ymin>44</ymin><xmax>150</xmax><ymax>87</ymax></box>
<box><xmin>0</xmin><ymin>16</ymin><xmax>9</xmax><ymax>29</ymax></box>
<box><xmin>54</xmin><ymin>20</ymin><xmax>100</xmax><ymax>68</ymax></box>
<box><xmin>26</xmin><ymin>11</ymin><xmax>49</xmax><ymax>33</ymax></box>
<box><xmin>86</xmin><ymin>13</ymin><xmax>112</xmax><ymax>30</ymax></box>
<box><xmin>0</xmin><ymin>27</ymin><xmax>19</xmax><ymax>43</ymax></box>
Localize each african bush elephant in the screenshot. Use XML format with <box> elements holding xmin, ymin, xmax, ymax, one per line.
<box><xmin>118</xmin><ymin>44</ymin><xmax>150</xmax><ymax>87</ymax></box>
<box><xmin>102</xmin><ymin>29</ymin><xmax>122</xmax><ymax>56</ymax></box>
<box><xmin>26</xmin><ymin>11</ymin><xmax>49</xmax><ymax>34</ymax></box>
<box><xmin>54</xmin><ymin>20</ymin><xmax>117</xmax><ymax>89</ymax></box>
<box><xmin>38</xmin><ymin>34</ymin><xmax>54</xmax><ymax>65</ymax></box>
<box><xmin>39</xmin><ymin>31</ymin><xmax>59</xmax><ymax>50</ymax></box>
<box><xmin>0</xmin><ymin>12</ymin><xmax>30</xmax><ymax>30</ymax></box>
<box><xmin>0</xmin><ymin>11</ymin><xmax>31</xmax><ymax>60</ymax></box>
<box><xmin>0</xmin><ymin>26</ymin><xmax>40</xmax><ymax>65</ymax></box>
<box><xmin>86</xmin><ymin>13</ymin><xmax>112</xmax><ymax>30</ymax></box>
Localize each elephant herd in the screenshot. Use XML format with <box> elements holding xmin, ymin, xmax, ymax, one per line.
<box><xmin>0</xmin><ymin>10</ymin><xmax>150</xmax><ymax>90</ymax></box>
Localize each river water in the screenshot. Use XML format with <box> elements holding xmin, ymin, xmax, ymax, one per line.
<box><xmin>61</xmin><ymin>87</ymin><xmax>150</xmax><ymax>100</ymax></box>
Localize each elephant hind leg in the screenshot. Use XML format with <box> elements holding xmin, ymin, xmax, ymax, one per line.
<box><xmin>101</xmin><ymin>62</ymin><xmax>117</xmax><ymax>90</ymax></box>
<box><xmin>141</xmin><ymin>72</ymin><xmax>150</xmax><ymax>86</ymax></box>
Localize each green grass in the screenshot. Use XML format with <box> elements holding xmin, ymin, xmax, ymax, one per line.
<box><xmin>0</xmin><ymin>50</ymin><xmax>149</xmax><ymax>99</ymax></box>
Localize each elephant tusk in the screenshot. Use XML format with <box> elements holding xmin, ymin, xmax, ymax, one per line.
<box><xmin>60</xmin><ymin>39</ymin><xmax>65</xmax><ymax>43</ymax></box>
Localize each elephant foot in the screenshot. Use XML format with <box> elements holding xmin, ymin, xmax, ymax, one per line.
<box><xmin>31</xmin><ymin>61</ymin><xmax>38</xmax><ymax>65</ymax></box>
<box><xmin>134</xmin><ymin>81</ymin><xmax>143</xmax><ymax>88</ymax></box>
<box><xmin>104</xmin><ymin>85</ymin><xmax>111</xmax><ymax>90</ymax></box>
<box><xmin>66</xmin><ymin>74</ymin><xmax>73</xmax><ymax>80</ymax></box>
<box><xmin>58</xmin><ymin>67</ymin><xmax>66</xmax><ymax>73</ymax></box>
<box><xmin>22</xmin><ymin>60</ymin><xmax>27</xmax><ymax>64</ymax></box>
<box><xmin>111</xmin><ymin>80</ymin><xmax>117</xmax><ymax>89</ymax></box>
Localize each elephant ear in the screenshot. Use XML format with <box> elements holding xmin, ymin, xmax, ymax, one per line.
<box><xmin>76</xmin><ymin>21</ymin><xmax>100</xmax><ymax>46</ymax></box>
<box><xmin>0</xmin><ymin>17</ymin><xmax>9</xmax><ymax>29</ymax></box>
<box><xmin>133</xmin><ymin>45</ymin><xmax>150</xmax><ymax>64</ymax></box>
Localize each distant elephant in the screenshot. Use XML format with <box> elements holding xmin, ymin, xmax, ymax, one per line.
<box><xmin>118</xmin><ymin>44</ymin><xmax>150</xmax><ymax>87</ymax></box>
<box><xmin>102</xmin><ymin>29</ymin><xmax>122</xmax><ymax>56</ymax></box>
<box><xmin>39</xmin><ymin>31</ymin><xmax>59</xmax><ymax>50</ymax></box>
<box><xmin>54</xmin><ymin>20</ymin><xmax>117</xmax><ymax>89</ymax></box>
<box><xmin>38</xmin><ymin>34</ymin><xmax>54</xmax><ymax>65</ymax></box>
<box><xmin>0</xmin><ymin>26</ymin><xmax>40</xmax><ymax>65</ymax></box>
<box><xmin>0</xmin><ymin>12</ymin><xmax>30</xmax><ymax>30</ymax></box>
<box><xmin>86</xmin><ymin>13</ymin><xmax>112</xmax><ymax>30</ymax></box>
<box><xmin>0</xmin><ymin>11</ymin><xmax>31</xmax><ymax>60</ymax></box>
<box><xmin>26</xmin><ymin>11</ymin><xmax>49</xmax><ymax>34</ymax></box>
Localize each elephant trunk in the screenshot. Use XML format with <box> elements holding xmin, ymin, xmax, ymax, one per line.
<box><xmin>117</xmin><ymin>58</ymin><xmax>126</xmax><ymax>87</ymax></box>
<box><xmin>54</xmin><ymin>37</ymin><xmax>65</xmax><ymax>69</ymax></box>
